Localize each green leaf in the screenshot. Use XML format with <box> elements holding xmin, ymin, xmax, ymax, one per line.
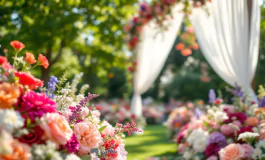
<box><xmin>99</xmin><ymin>125</ymin><xmax>107</xmax><ymax>133</ymax></box>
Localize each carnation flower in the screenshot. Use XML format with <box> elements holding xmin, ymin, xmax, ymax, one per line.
<box><xmin>0</xmin><ymin>109</ymin><xmax>24</xmax><ymax>132</ymax></box>
<box><xmin>19</xmin><ymin>91</ymin><xmax>57</xmax><ymax>121</ymax></box>
<box><xmin>38</xmin><ymin>54</ymin><xmax>49</xmax><ymax>69</ymax></box>
<box><xmin>209</xmin><ymin>132</ymin><xmax>227</xmax><ymax>147</ymax></box>
<box><xmin>25</xmin><ymin>52</ymin><xmax>36</xmax><ymax>64</ymax></box>
<box><xmin>0</xmin><ymin>83</ymin><xmax>20</xmax><ymax>109</ymax></box>
<box><xmin>226</xmin><ymin>112</ymin><xmax>247</xmax><ymax>124</ymax></box>
<box><xmin>63</xmin><ymin>134</ymin><xmax>80</xmax><ymax>153</ymax></box>
<box><xmin>219</xmin><ymin>144</ymin><xmax>244</xmax><ymax>160</ymax></box>
<box><xmin>220</xmin><ymin>124</ymin><xmax>233</xmax><ymax>136</ymax></box>
<box><xmin>74</xmin><ymin>121</ymin><xmax>102</xmax><ymax>155</ymax></box>
<box><xmin>40</xmin><ymin>113</ymin><xmax>73</xmax><ymax>145</ymax></box>
<box><xmin>241</xmin><ymin>144</ymin><xmax>254</xmax><ymax>158</ymax></box>
<box><xmin>205</xmin><ymin>143</ymin><xmax>221</xmax><ymax>157</ymax></box>
<box><xmin>187</xmin><ymin>128</ymin><xmax>208</xmax><ymax>145</ymax></box>
<box><xmin>15</xmin><ymin>72</ymin><xmax>43</xmax><ymax>90</ymax></box>
<box><xmin>238</xmin><ymin>132</ymin><xmax>259</xmax><ymax>142</ymax></box>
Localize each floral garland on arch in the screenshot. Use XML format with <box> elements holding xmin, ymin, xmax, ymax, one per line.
<box><xmin>124</xmin><ymin>0</ymin><xmax>211</xmax><ymax>51</ymax></box>
<box><xmin>0</xmin><ymin>40</ymin><xmax>141</xmax><ymax>160</ymax></box>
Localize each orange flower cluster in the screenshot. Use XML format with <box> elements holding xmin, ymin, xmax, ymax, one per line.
<box><xmin>0</xmin><ymin>83</ymin><xmax>20</xmax><ymax>109</ymax></box>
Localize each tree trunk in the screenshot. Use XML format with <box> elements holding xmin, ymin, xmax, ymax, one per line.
<box><xmin>41</xmin><ymin>47</ymin><xmax>52</xmax><ymax>84</ymax></box>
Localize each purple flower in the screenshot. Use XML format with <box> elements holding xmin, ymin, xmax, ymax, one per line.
<box><xmin>208</xmin><ymin>89</ymin><xmax>216</xmax><ymax>103</ymax></box>
<box><xmin>209</xmin><ymin>132</ymin><xmax>227</xmax><ymax>147</ymax></box>
<box><xmin>46</xmin><ymin>76</ymin><xmax>58</xmax><ymax>98</ymax></box>
<box><xmin>259</xmin><ymin>96</ymin><xmax>265</xmax><ymax>108</ymax></box>
<box><xmin>63</xmin><ymin>134</ymin><xmax>80</xmax><ymax>153</ymax></box>
<box><xmin>227</xmin><ymin>83</ymin><xmax>246</xmax><ymax>102</ymax></box>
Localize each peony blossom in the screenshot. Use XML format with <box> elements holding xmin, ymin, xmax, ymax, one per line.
<box><xmin>219</xmin><ymin>144</ymin><xmax>244</xmax><ymax>160</ymax></box>
<box><xmin>38</xmin><ymin>54</ymin><xmax>49</xmax><ymax>69</ymax></box>
<box><xmin>10</xmin><ymin>40</ymin><xmax>25</xmax><ymax>51</ymax></box>
<box><xmin>39</xmin><ymin>113</ymin><xmax>73</xmax><ymax>145</ymax></box>
<box><xmin>15</xmin><ymin>72</ymin><xmax>43</xmax><ymax>90</ymax></box>
<box><xmin>245</xmin><ymin>117</ymin><xmax>259</xmax><ymax>127</ymax></box>
<box><xmin>0</xmin><ymin>83</ymin><xmax>20</xmax><ymax>109</ymax></box>
<box><xmin>25</xmin><ymin>52</ymin><xmax>36</xmax><ymax>64</ymax></box>
<box><xmin>220</xmin><ymin>124</ymin><xmax>233</xmax><ymax>136</ymax></box>
<box><xmin>74</xmin><ymin>121</ymin><xmax>102</xmax><ymax>156</ymax></box>
<box><xmin>19</xmin><ymin>91</ymin><xmax>57</xmax><ymax>121</ymax></box>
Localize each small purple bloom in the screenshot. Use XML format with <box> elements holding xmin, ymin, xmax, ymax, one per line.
<box><xmin>195</xmin><ymin>108</ymin><xmax>203</xmax><ymax>119</ymax></box>
<box><xmin>208</xmin><ymin>89</ymin><xmax>216</xmax><ymax>104</ymax></box>
<box><xmin>259</xmin><ymin>96</ymin><xmax>265</xmax><ymax>108</ymax></box>
<box><xmin>63</xmin><ymin>134</ymin><xmax>80</xmax><ymax>153</ymax></box>
<box><xmin>227</xmin><ymin>83</ymin><xmax>246</xmax><ymax>102</ymax></box>
<box><xmin>46</xmin><ymin>76</ymin><xmax>58</xmax><ymax>98</ymax></box>
<box><xmin>209</xmin><ymin>132</ymin><xmax>227</xmax><ymax>147</ymax></box>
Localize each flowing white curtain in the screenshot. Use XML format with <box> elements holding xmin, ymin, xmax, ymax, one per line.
<box><xmin>131</xmin><ymin>5</ymin><xmax>184</xmax><ymax>117</ymax></box>
<box><xmin>189</xmin><ymin>0</ymin><xmax>260</xmax><ymax>100</ymax></box>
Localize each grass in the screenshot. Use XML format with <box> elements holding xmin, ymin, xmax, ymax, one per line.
<box><xmin>125</xmin><ymin>125</ymin><xmax>178</xmax><ymax>160</ymax></box>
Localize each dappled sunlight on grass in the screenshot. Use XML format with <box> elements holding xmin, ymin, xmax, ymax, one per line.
<box><xmin>125</xmin><ymin>125</ymin><xmax>178</xmax><ymax>160</ymax></box>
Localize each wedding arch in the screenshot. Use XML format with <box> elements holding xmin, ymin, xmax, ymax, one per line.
<box><xmin>127</xmin><ymin>0</ymin><xmax>261</xmax><ymax>117</ymax></box>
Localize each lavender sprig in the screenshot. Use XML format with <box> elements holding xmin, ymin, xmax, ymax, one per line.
<box><xmin>69</xmin><ymin>93</ymin><xmax>99</xmax><ymax>124</ymax></box>
<box><xmin>46</xmin><ymin>76</ymin><xmax>58</xmax><ymax>98</ymax></box>
<box><xmin>208</xmin><ymin>89</ymin><xmax>216</xmax><ymax>104</ymax></box>
<box><xmin>227</xmin><ymin>83</ymin><xmax>246</xmax><ymax>102</ymax></box>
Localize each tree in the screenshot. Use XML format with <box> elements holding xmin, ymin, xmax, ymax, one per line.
<box><xmin>0</xmin><ymin>0</ymin><xmax>137</xmax><ymax>82</ymax></box>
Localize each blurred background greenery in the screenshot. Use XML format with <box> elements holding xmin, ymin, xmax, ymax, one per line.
<box><xmin>1</xmin><ymin>0</ymin><xmax>265</xmax><ymax>102</ymax></box>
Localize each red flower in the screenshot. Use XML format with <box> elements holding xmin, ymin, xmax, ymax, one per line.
<box><xmin>181</xmin><ymin>49</ymin><xmax>192</xmax><ymax>56</ymax></box>
<box><xmin>18</xmin><ymin>126</ymin><xmax>45</xmax><ymax>145</ymax></box>
<box><xmin>25</xmin><ymin>52</ymin><xmax>36</xmax><ymax>64</ymax></box>
<box><xmin>38</xmin><ymin>54</ymin><xmax>49</xmax><ymax>69</ymax></box>
<box><xmin>226</xmin><ymin>112</ymin><xmax>247</xmax><ymax>124</ymax></box>
<box><xmin>10</xmin><ymin>40</ymin><xmax>25</xmax><ymax>51</ymax></box>
<box><xmin>205</xmin><ymin>143</ymin><xmax>221</xmax><ymax>157</ymax></box>
<box><xmin>175</xmin><ymin>43</ymin><xmax>184</xmax><ymax>50</ymax></box>
<box><xmin>14</xmin><ymin>72</ymin><xmax>43</xmax><ymax>90</ymax></box>
<box><xmin>0</xmin><ymin>56</ymin><xmax>7</xmax><ymax>65</ymax></box>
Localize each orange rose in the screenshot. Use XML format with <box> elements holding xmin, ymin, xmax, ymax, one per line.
<box><xmin>245</xmin><ymin>117</ymin><xmax>259</xmax><ymax>127</ymax></box>
<box><xmin>38</xmin><ymin>54</ymin><xmax>49</xmax><ymax>69</ymax></box>
<box><xmin>10</xmin><ymin>40</ymin><xmax>25</xmax><ymax>52</ymax></box>
<box><xmin>39</xmin><ymin>113</ymin><xmax>73</xmax><ymax>145</ymax></box>
<box><xmin>25</xmin><ymin>52</ymin><xmax>36</xmax><ymax>64</ymax></box>
<box><xmin>0</xmin><ymin>83</ymin><xmax>20</xmax><ymax>109</ymax></box>
<box><xmin>181</xmin><ymin>49</ymin><xmax>192</xmax><ymax>56</ymax></box>
<box><xmin>0</xmin><ymin>140</ymin><xmax>31</xmax><ymax>160</ymax></box>
<box><xmin>219</xmin><ymin>144</ymin><xmax>244</xmax><ymax>160</ymax></box>
<box><xmin>175</xmin><ymin>43</ymin><xmax>184</xmax><ymax>50</ymax></box>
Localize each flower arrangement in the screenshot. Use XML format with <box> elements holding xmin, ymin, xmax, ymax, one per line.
<box><xmin>124</xmin><ymin>0</ymin><xmax>211</xmax><ymax>50</ymax></box>
<box><xmin>0</xmin><ymin>40</ymin><xmax>141</xmax><ymax>160</ymax></box>
<box><xmin>174</xmin><ymin>85</ymin><xmax>265</xmax><ymax>160</ymax></box>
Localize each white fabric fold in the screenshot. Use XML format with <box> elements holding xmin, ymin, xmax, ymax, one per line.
<box><xmin>131</xmin><ymin>4</ymin><xmax>184</xmax><ymax>117</ymax></box>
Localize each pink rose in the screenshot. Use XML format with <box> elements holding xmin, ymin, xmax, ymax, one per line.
<box><xmin>80</xmin><ymin>107</ymin><xmax>89</xmax><ymax>118</ymax></box>
<box><xmin>219</xmin><ymin>144</ymin><xmax>244</xmax><ymax>160</ymax></box>
<box><xmin>74</xmin><ymin>121</ymin><xmax>102</xmax><ymax>156</ymax></box>
<box><xmin>232</xmin><ymin>120</ymin><xmax>242</xmax><ymax>128</ymax></box>
<box><xmin>220</xmin><ymin>124</ymin><xmax>233</xmax><ymax>136</ymax></box>
<box><xmin>40</xmin><ymin>113</ymin><xmax>73</xmax><ymax>145</ymax></box>
<box><xmin>241</xmin><ymin>144</ymin><xmax>254</xmax><ymax>158</ymax></box>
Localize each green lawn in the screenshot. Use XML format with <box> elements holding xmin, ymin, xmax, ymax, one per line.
<box><xmin>125</xmin><ymin>125</ymin><xmax>178</xmax><ymax>160</ymax></box>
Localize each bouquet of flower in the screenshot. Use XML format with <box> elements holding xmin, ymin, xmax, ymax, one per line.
<box><xmin>175</xmin><ymin>85</ymin><xmax>265</xmax><ymax>160</ymax></box>
<box><xmin>0</xmin><ymin>40</ymin><xmax>140</xmax><ymax>160</ymax></box>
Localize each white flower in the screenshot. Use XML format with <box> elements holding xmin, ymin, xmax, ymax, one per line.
<box><xmin>238</xmin><ymin>132</ymin><xmax>259</xmax><ymax>141</ymax></box>
<box><xmin>256</xmin><ymin>140</ymin><xmax>265</xmax><ymax>149</ymax></box>
<box><xmin>183</xmin><ymin>151</ymin><xmax>192</xmax><ymax>160</ymax></box>
<box><xmin>0</xmin><ymin>109</ymin><xmax>24</xmax><ymax>132</ymax></box>
<box><xmin>214</xmin><ymin>111</ymin><xmax>228</xmax><ymax>122</ymax></box>
<box><xmin>0</xmin><ymin>130</ymin><xmax>13</xmax><ymax>154</ymax></box>
<box><xmin>252</xmin><ymin>148</ymin><xmax>262</xmax><ymax>159</ymax></box>
<box><xmin>187</xmin><ymin>128</ymin><xmax>208</xmax><ymax>145</ymax></box>
<box><xmin>193</xmin><ymin>137</ymin><xmax>209</xmax><ymax>153</ymax></box>
<box><xmin>51</xmin><ymin>152</ymin><xmax>63</xmax><ymax>160</ymax></box>
<box><xmin>65</xmin><ymin>154</ymin><xmax>81</xmax><ymax>160</ymax></box>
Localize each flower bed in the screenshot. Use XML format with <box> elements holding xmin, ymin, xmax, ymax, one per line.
<box><xmin>174</xmin><ymin>86</ymin><xmax>265</xmax><ymax>160</ymax></box>
<box><xmin>0</xmin><ymin>41</ymin><xmax>140</xmax><ymax>159</ymax></box>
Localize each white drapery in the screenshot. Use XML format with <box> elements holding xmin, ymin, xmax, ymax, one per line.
<box><xmin>189</xmin><ymin>0</ymin><xmax>260</xmax><ymax>100</ymax></box>
<box><xmin>131</xmin><ymin>5</ymin><xmax>184</xmax><ymax>117</ymax></box>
